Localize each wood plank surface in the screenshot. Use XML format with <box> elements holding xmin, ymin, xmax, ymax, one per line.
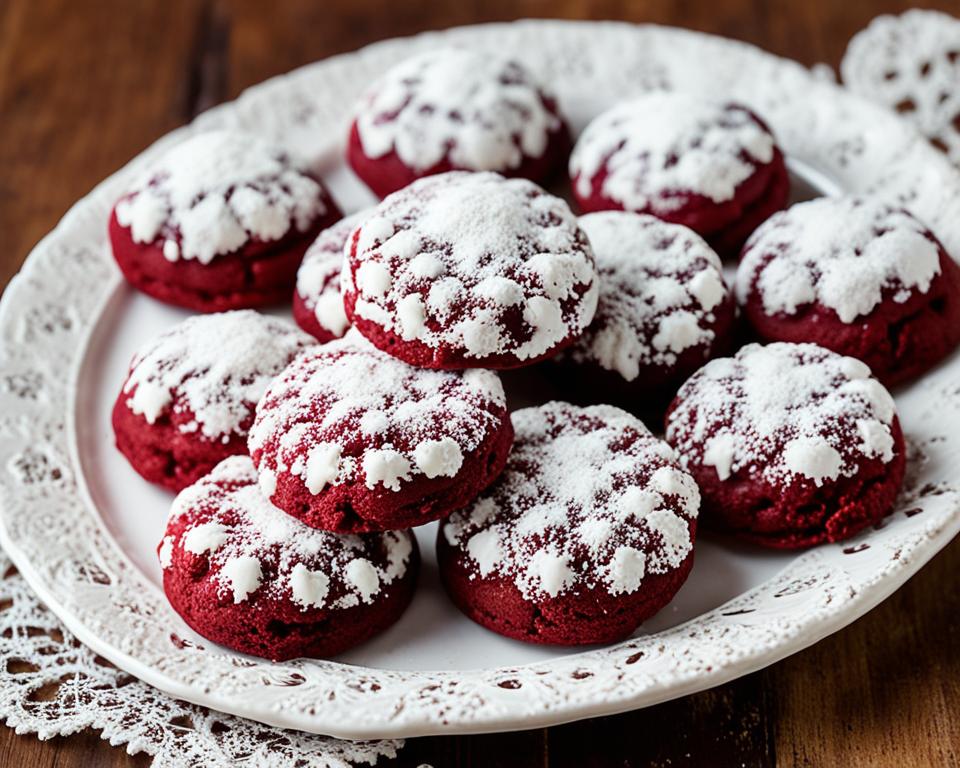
<box><xmin>1</xmin><ymin>1</ymin><xmax>958</xmax><ymax>766</ymax></box>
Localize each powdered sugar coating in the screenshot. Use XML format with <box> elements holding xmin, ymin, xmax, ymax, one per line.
<box><xmin>568</xmin><ymin>212</ymin><xmax>729</xmax><ymax>381</ymax></box>
<box><xmin>443</xmin><ymin>402</ymin><xmax>699</xmax><ymax>600</ymax></box>
<box><xmin>353</xmin><ymin>48</ymin><xmax>562</xmax><ymax>173</ymax></box>
<box><xmin>569</xmin><ymin>93</ymin><xmax>776</xmax><ymax>213</ymax></box>
<box><xmin>163</xmin><ymin>456</ymin><xmax>413</xmax><ymax>608</ymax></box>
<box><xmin>665</xmin><ymin>343</ymin><xmax>899</xmax><ymax>488</ymax></box>
<box><xmin>122</xmin><ymin>311</ymin><xmax>314</xmax><ymax>441</ymax></box>
<box><xmin>114</xmin><ymin>131</ymin><xmax>332</xmax><ymax>265</ymax></box>
<box><xmin>249</xmin><ymin>332</ymin><xmax>508</xmax><ymax>497</ymax></box>
<box><xmin>295</xmin><ymin>211</ymin><xmax>369</xmax><ymax>339</ymax></box>
<box><xmin>343</xmin><ymin>172</ymin><xmax>598</xmax><ymax>365</ymax></box>
<box><xmin>736</xmin><ymin>197</ymin><xmax>942</xmax><ymax>324</ymax></box>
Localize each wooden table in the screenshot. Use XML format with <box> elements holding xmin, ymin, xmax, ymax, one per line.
<box><xmin>1</xmin><ymin>1</ymin><xmax>958</xmax><ymax>765</ymax></box>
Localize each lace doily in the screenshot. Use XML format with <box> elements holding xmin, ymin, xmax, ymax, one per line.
<box><xmin>1</xmin><ymin>19</ymin><xmax>960</xmax><ymax>741</ymax></box>
<box><xmin>0</xmin><ymin>550</ymin><xmax>402</xmax><ymax>767</ymax></box>
<box><xmin>842</xmin><ymin>9</ymin><xmax>960</xmax><ymax>165</ymax></box>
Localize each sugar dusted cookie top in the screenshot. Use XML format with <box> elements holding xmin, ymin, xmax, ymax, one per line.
<box><xmin>354</xmin><ymin>48</ymin><xmax>563</xmax><ymax>173</ymax></box>
<box><xmin>122</xmin><ymin>310</ymin><xmax>314</xmax><ymax>441</ymax></box>
<box><xmin>570</xmin><ymin>93</ymin><xmax>777</xmax><ymax>212</ymax></box>
<box><xmin>568</xmin><ymin>212</ymin><xmax>729</xmax><ymax>381</ymax></box>
<box><xmin>666</xmin><ymin>342</ymin><xmax>899</xmax><ymax>488</ymax></box>
<box><xmin>443</xmin><ymin>402</ymin><xmax>699</xmax><ymax>600</ymax></box>
<box><xmin>161</xmin><ymin>456</ymin><xmax>414</xmax><ymax>609</ymax></box>
<box><xmin>114</xmin><ymin>130</ymin><xmax>334</xmax><ymax>264</ymax></box>
<box><xmin>294</xmin><ymin>211</ymin><xmax>369</xmax><ymax>341</ymax></box>
<box><xmin>343</xmin><ymin>171</ymin><xmax>598</xmax><ymax>367</ymax></box>
<box><xmin>737</xmin><ymin>197</ymin><xmax>942</xmax><ymax>324</ymax></box>
<box><xmin>249</xmin><ymin>332</ymin><xmax>509</xmax><ymax>499</ymax></box>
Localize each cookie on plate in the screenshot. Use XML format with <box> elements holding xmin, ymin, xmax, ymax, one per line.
<box><xmin>292</xmin><ymin>211</ymin><xmax>368</xmax><ymax>343</ymax></box>
<box><xmin>113</xmin><ymin>310</ymin><xmax>314</xmax><ymax>492</ymax></box>
<box><xmin>665</xmin><ymin>342</ymin><xmax>906</xmax><ymax>549</ymax></box>
<box><xmin>160</xmin><ymin>456</ymin><xmax>418</xmax><ymax>660</ymax></box>
<box><xmin>342</xmin><ymin>171</ymin><xmax>598</xmax><ymax>369</ymax></box>
<box><xmin>110</xmin><ymin>130</ymin><xmax>341</xmax><ymax>311</ymax></box>
<box><xmin>559</xmin><ymin>212</ymin><xmax>735</xmax><ymax>419</ymax></box>
<box><xmin>249</xmin><ymin>332</ymin><xmax>513</xmax><ymax>532</ymax></box>
<box><xmin>347</xmin><ymin>48</ymin><xmax>570</xmax><ymax>198</ymax></box>
<box><xmin>569</xmin><ymin>93</ymin><xmax>789</xmax><ymax>256</ymax></box>
<box><xmin>439</xmin><ymin>402</ymin><xmax>699</xmax><ymax>645</ymax></box>
<box><xmin>736</xmin><ymin>196</ymin><xmax>960</xmax><ymax>385</ymax></box>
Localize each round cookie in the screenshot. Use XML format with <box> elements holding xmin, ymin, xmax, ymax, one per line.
<box><xmin>569</xmin><ymin>93</ymin><xmax>789</xmax><ymax>257</ymax></box>
<box><xmin>249</xmin><ymin>332</ymin><xmax>514</xmax><ymax>532</ymax></box>
<box><xmin>736</xmin><ymin>196</ymin><xmax>960</xmax><ymax>386</ymax></box>
<box><xmin>113</xmin><ymin>310</ymin><xmax>314</xmax><ymax>492</ymax></box>
<box><xmin>110</xmin><ymin>130</ymin><xmax>341</xmax><ymax>311</ymax></box>
<box><xmin>342</xmin><ymin>171</ymin><xmax>598</xmax><ymax>369</ymax></box>
<box><xmin>665</xmin><ymin>342</ymin><xmax>906</xmax><ymax>549</ymax></box>
<box><xmin>160</xmin><ymin>456</ymin><xmax>418</xmax><ymax>660</ymax></box>
<box><xmin>347</xmin><ymin>48</ymin><xmax>570</xmax><ymax>198</ymax></box>
<box><xmin>560</xmin><ymin>212</ymin><xmax>735</xmax><ymax>419</ymax></box>
<box><xmin>439</xmin><ymin>402</ymin><xmax>699</xmax><ymax>645</ymax></box>
<box><xmin>292</xmin><ymin>211</ymin><xmax>368</xmax><ymax>343</ymax></box>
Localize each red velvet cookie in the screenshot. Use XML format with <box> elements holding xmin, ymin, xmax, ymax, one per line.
<box><xmin>342</xmin><ymin>171</ymin><xmax>598</xmax><ymax>369</ymax></box>
<box><xmin>160</xmin><ymin>456</ymin><xmax>418</xmax><ymax>660</ymax></box>
<box><xmin>665</xmin><ymin>342</ymin><xmax>906</xmax><ymax>549</ymax></box>
<box><xmin>569</xmin><ymin>93</ymin><xmax>789</xmax><ymax>257</ymax></box>
<box><xmin>110</xmin><ymin>130</ymin><xmax>341</xmax><ymax>311</ymax></box>
<box><xmin>248</xmin><ymin>332</ymin><xmax>514</xmax><ymax>532</ymax></box>
<box><xmin>292</xmin><ymin>211</ymin><xmax>368</xmax><ymax>343</ymax></box>
<box><xmin>438</xmin><ymin>402</ymin><xmax>699</xmax><ymax>645</ymax></box>
<box><xmin>347</xmin><ymin>48</ymin><xmax>570</xmax><ymax>198</ymax></box>
<box><xmin>736</xmin><ymin>197</ymin><xmax>960</xmax><ymax>386</ymax></box>
<box><xmin>113</xmin><ymin>310</ymin><xmax>314</xmax><ymax>492</ymax></box>
<box><xmin>559</xmin><ymin>212</ymin><xmax>735</xmax><ymax>420</ymax></box>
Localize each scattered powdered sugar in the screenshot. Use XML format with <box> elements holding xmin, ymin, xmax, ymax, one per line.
<box><xmin>665</xmin><ymin>342</ymin><xmax>899</xmax><ymax>488</ymax></box>
<box><xmin>353</xmin><ymin>48</ymin><xmax>562</xmax><ymax>173</ymax></box>
<box><xmin>344</xmin><ymin>172</ymin><xmax>598</xmax><ymax>361</ymax></box>
<box><xmin>158</xmin><ymin>536</ymin><xmax>174</xmax><ymax>568</ymax></box>
<box><xmin>249</xmin><ymin>331</ymin><xmax>508</xmax><ymax>495</ymax></box>
<box><xmin>114</xmin><ymin>130</ymin><xmax>331</xmax><ymax>264</ymax></box>
<box><xmin>442</xmin><ymin>402</ymin><xmax>699</xmax><ymax>601</ymax></box>
<box><xmin>296</xmin><ymin>211</ymin><xmax>370</xmax><ymax>338</ymax></box>
<box><xmin>164</xmin><ymin>456</ymin><xmax>413</xmax><ymax>608</ymax></box>
<box><xmin>122</xmin><ymin>310</ymin><xmax>314</xmax><ymax>441</ymax></box>
<box><xmin>737</xmin><ymin>197</ymin><xmax>942</xmax><ymax>323</ymax></box>
<box><xmin>569</xmin><ymin>92</ymin><xmax>776</xmax><ymax>212</ymax></box>
<box><xmin>782</xmin><ymin>437</ymin><xmax>843</xmax><ymax>485</ymax></box>
<box><xmin>567</xmin><ymin>212</ymin><xmax>728</xmax><ymax>381</ymax></box>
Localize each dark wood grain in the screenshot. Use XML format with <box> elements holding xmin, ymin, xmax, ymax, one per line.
<box><xmin>1</xmin><ymin>1</ymin><xmax>959</xmax><ymax>766</ymax></box>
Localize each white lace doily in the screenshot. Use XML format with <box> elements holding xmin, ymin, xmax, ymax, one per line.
<box><xmin>0</xmin><ymin>551</ymin><xmax>402</xmax><ymax>766</ymax></box>
<box><xmin>2</xmin><ymin>19</ymin><xmax>960</xmax><ymax>742</ymax></box>
<box><xmin>842</xmin><ymin>9</ymin><xmax>960</xmax><ymax>164</ymax></box>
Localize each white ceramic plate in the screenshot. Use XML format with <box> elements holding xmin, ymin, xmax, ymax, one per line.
<box><xmin>2</xmin><ymin>20</ymin><xmax>960</xmax><ymax>740</ymax></box>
